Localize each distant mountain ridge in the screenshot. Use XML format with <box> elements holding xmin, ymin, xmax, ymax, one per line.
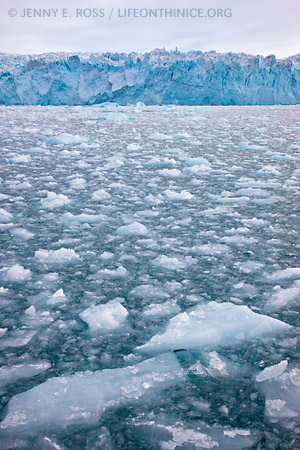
<box><xmin>0</xmin><ymin>49</ymin><xmax>299</xmax><ymax>105</ymax></box>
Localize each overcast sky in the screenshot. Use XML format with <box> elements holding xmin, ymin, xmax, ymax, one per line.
<box><xmin>0</xmin><ymin>0</ymin><xmax>299</xmax><ymax>57</ymax></box>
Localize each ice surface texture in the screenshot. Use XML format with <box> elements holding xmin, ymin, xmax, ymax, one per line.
<box><xmin>0</xmin><ymin>50</ymin><xmax>299</xmax><ymax>105</ymax></box>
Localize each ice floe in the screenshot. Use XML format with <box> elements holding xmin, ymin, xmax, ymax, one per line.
<box><xmin>34</xmin><ymin>248</ymin><xmax>79</xmax><ymax>264</ymax></box>
<box><xmin>136</xmin><ymin>301</ymin><xmax>291</xmax><ymax>354</ymax></box>
<box><xmin>79</xmin><ymin>299</ymin><xmax>129</xmax><ymax>332</ymax></box>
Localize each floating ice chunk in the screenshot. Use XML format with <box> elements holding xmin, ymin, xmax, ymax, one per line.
<box><xmin>236</xmin><ymin>261</ymin><xmax>265</xmax><ymax>274</ymax></box>
<box><xmin>152</xmin><ymin>255</ymin><xmax>195</xmax><ymax>270</ymax></box>
<box><xmin>236</xmin><ymin>178</ymin><xmax>280</xmax><ymax>189</ymax></box>
<box><xmin>257</xmin><ymin>165</ymin><xmax>280</xmax><ymax>176</ymax></box>
<box><xmin>264</xmin><ymin>267</ymin><xmax>300</xmax><ymax>282</ymax></box>
<box><xmin>79</xmin><ymin>299</ymin><xmax>128</xmax><ymax>332</ymax></box>
<box><xmin>100</xmin><ymin>252</ymin><xmax>114</xmax><ymax>260</ymax></box>
<box><xmin>9</xmin><ymin>154</ymin><xmax>31</xmax><ymax>164</ymax></box>
<box><xmin>116</xmin><ymin>222</ymin><xmax>148</xmax><ymax>236</ymax></box>
<box><xmin>184</xmin><ymin>164</ymin><xmax>212</xmax><ymax>174</ymax></box>
<box><xmin>265</xmin><ymin>281</ymin><xmax>300</xmax><ymax>310</ymax></box>
<box><xmin>45</xmin><ymin>133</ymin><xmax>86</xmax><ymax>145</ymax></box>
<box><xmin>61</xmin><ymin>212</ymin><xmax>105</xmax><ymax>224</ymax></box>
<box><xmin>142</xmin><ymin>301</ymin><xmax>181</xmax><ymax>319</ymax></box>
<box><xmin>145</xmin><ymin>194</ymin><xmax>163</xmax><ymax>205</ymax></box>
<box><xmin>103</xmin><ymin>158</ymin><xmax>124</xmax><ymax>170</ymax></box>
<box><xmin>136</xmin><ymin>301</ymin><xmax>291</xmax><ymax>354</ymax></box>
<box><xmin>9</xmin><ymin>228</ymin><xmax>34</xmax><ymax>241</ymax></box>
<box><xmin>126</xmin><ymin>143</ymin><xmax>140</xmax><ymax>151</ymax></box>
<box><xmin>0</xmin><ymin>353</ymin><xmax>185</xmax><ymax>433</ymax></box>
<box><xmin>46</xmin><ymin>289</ymin><xmax>67</xmax><ymax>306</ymax></box>
<box><xmin>0</xmin><ymin>329</ymin><xmax>36</xmax><ymax>349</ymax></box>
<box><xmin>0</xmin><ymin>361</ymin><xmax>51</xmax><ymax>386</ymax></box>
<box><xmin>192</xmin><ymin>244</ymin><xmax>231</xmax><ymax>256</ymax></box>
<box><xmin>258</xmin><ymin>366</ymin><xmax>300</xmax><ymax>420</ymax></box>
<box><xmin>69</xmin><ymin>178</ymin><xmax>86</xmax><ymax>190</ymax></box>
<box><xmin>25</xmin><ymin>305</ymin><xmax>36</xmax><ymax>317</ymax></box>
<box><xmin>92</xmin><ymin>189</ymin><xmax>111</xmax><ymax>201</ymax></box>
<box><xmin>256</xmin><ymin>360</ymin><xmax>288</xmax><ymax>382</ymax></box>
<box><xmin>0</xmin><ymin>208</ymin><xmax>12</xmax><ymax>223</ymax></box>
<box><xmin>129</xmin><ymin>416</ymin><xmax>256</xmax><ymax>450</ymax></box>
<box><xmin>129</xmin><ymin>285</ymin><xmax>170</xmax><ymax>302</ymax></box>
<box><xmin>216</xmin><ymin>196</ymin><xmax>250</xmax><ymax>204</ymax></box>
<box><xmin>0</xmin><ymin>265</ymin><xmax>31</xmax><ymax>283</ymax></box>
<box><xmin>105</xmin><ymin>112</ymin><xmax>129</xmax><ymax>121</ymax></box>
<box><xmin>235</xmin><ymin>188</ymin><xmax>270</xmax><ymax>197</ymax></box>
<box><xmin>164</xmin><ymin>190</ymin><xmax>193</xmax><ymax>200</ymax></box>
<box><xmin>96</xmin><ymin>266</ymin><xmax>127</xmax><ymax>279</ymax></box>
<box><xmin>238</xmin><ymin>142</ymin><xmax>268</xmax><ymax>151</ymax></box>
<box><xmin>241</xmin><ymin>218</ymin><xmax>268</xmax><ymax>227</ymax></box>
<box><xmin>40</xmin><ymin>192</ymin><xmax>70</xmax><ymax>209</ymax></box>
<box><xmin>97</xmin><ymin>102</ymin><xmax>119</xmax><ymax>107</ymax></box>
<box><xmin>35</xmin><ymin>248</ymin><xmax>79</xmax><ymax>264</ymax></box>
<box><xmin>185</xmin><ymin>157</ymin><xmax>210</xmax><ymax>166</ymax></box>
<box><xmin>157</xmin><ymin>169</ymin><xmax>181</xmax><ymax>177</ymax></box>
<box><xmin>220</xmin><ymin>235</ymin><xmax>257</xmax><ymax>246</ymax></box>
<box><xmin>0</xmin><ymin>328</ymin><xmax>8</xmax><ymax>337</ymax></box>
<box><xmin>147</xmin><ymin>157</ymin><xmax>177</xmax><ymax>166</ymax></box>
<box><xmin>147</xmin><ymin>132</ymin><xmax>172</xmax><ymax>140</ymax></box>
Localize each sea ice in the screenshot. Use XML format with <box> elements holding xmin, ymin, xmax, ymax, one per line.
<box><xmin>96</xmin><ymin>266</ymin><xmax>127</xmax><ymax>279</ymax></box>
<box><xmin>136</xmin><ymin>301</ymin><xmax>291</xmax><ymax>354</ymax></box>
<box><xmin>45</xmin><ymin>133</ymin><xmax>86</xmax><ymax>145</ymax></box>
<box><xmin>40</xmin><ymin>192</ymin><xmax>70</xmax><ymax>209</ymax></box>
<box><xmin>264</xmin><ymin>267</ymin><xmax>300</xmax><ymax>282</ymax></box>
<box><xmin>92</xmin><ymin>189</ymin><xmax>111</xmax><ymax>201</ymax></box>
<box><xmin>152</xmin><ymin>255</ymin><xmax>195</xmax><ymax>270</ymax></box>
<box><xmin>0</xmin><ymin>329</ymin><xmax>36</xmax><ymax>349</ymax></box>
<box><xmin>9</xmin><ymin>154</ymin><xmax>31</xmax><ymax>164</ymax></box>
<box><xmin>79</xmin><ymin>299</ymin><xmax>129</xmax><ymax>332</ymax></box>
<box><xmin>0</xmin><ymin>361</ymin><xmax>51</xmax><ymax>386</ymax></box>
<box><xmin>256</xmin><ymin>360</ymin><xmax>288</xmax><ymax>382</ymax></box>
<box><xmin>61</xmin><ymin>212</ymin><xmax>105</xmax><ymax>224</ymax></box>
<box><xmin>69</xmin><ymin>178</ymin><xmax>86</xmax><ymax>190</ymax></box>
<box><xmin>46</xmin><ymin>289</ymin><xmax>67</xmax><ymax>306</ymax></box>
<box><xmin>129</xmin><ymin>415</ymin><xmax>257</xmax><ymax>450</ymax></box>
<box><xmin>0</xmin><ymin>208</ymin><xmax>12</xmax><ymax>223</ymax></box>
<box><xmin>164</xmin><ymin>190</ymin><xmax>193</xmax><ymax>200</ymax></box>
<box><xmin>0</xmin><ymin>265</ymin><xmax>31</xmax><ymax>283</ymax></box>
<box><xmin>34</xmin><ymin>248</ymin><xmax>79</xmax><ymax>264</ymax></box>
<box><xmin>141</xmin><ymin>301</ymin><xmax>181</xmax><ymax>319</ymax></box>
<box><xmin>265</xmin><ymin>281</ymin><xmax>300</xmax><ymax>310</ymax></box>
<box><xmin>9</xmin><ymin>228</ymin><xmax>34</xmax><ymax>241</ymax></box>
<box><xmin>0</xmin><ymin>353</ymin><xmax>185</xmax><ymax>433</ymax></box>
<box><xmin>116</xmin><ymin>222</ymin><xmax>148</xmax><ymax>236</ymax></box>
<box><xmin>257</xmin><ymin>364</ymin><xmax>300</xmax><ymax>421</ymax></box>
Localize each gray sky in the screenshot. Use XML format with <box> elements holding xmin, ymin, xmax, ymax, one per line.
<box><xmin>0</xmin><ymin>0</ymin><xmax>299</xmax><ymax>57</ymax></box>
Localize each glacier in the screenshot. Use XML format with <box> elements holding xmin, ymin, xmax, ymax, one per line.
<box><xmin>0</xmin><ymin>49</ymin><xmax>299</xmax><ymax>105</ymax></box>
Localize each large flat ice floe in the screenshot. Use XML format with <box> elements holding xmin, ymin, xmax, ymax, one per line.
<box><xmin>0</xmin><ymin>353</ymin><xmax>185</xmax><ymax>434</ymax></box>
<box><xmin>136</xmin><ymin>301</ymin><xmax>291</xmax><ymax>354</ymax></box>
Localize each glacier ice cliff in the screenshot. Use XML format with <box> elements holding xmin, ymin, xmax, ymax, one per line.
<box><xmin>0</xmin><ymin>49</ymin><xmax>299</xmax><ymax>105</ymax></box>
